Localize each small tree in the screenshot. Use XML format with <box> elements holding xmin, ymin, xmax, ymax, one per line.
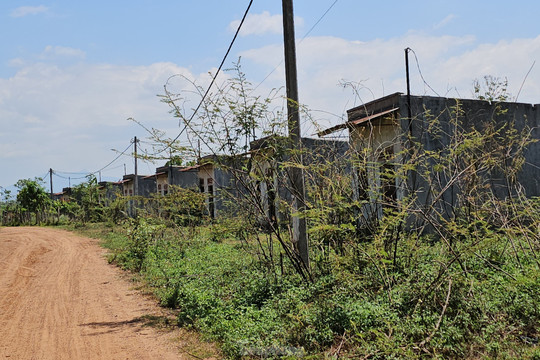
<box><xmin>0</xmin><ymin>187</ymin><xmax>17</xmax><ymax>225</ymax></box>
<box><xmin>15</xmin><ymin>178</ymin><xmax>51</xmax><ymax>224</ymax></box>
<box><xmin>71</xmin><ymin>175</ymin><xmax>104</xmax><ymax>223</ymax></box>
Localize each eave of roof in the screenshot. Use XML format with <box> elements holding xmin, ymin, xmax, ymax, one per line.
<box><xmin>350</xmin><ymin>107</ymin><xmax>399</xmax><ymax>126</ymax></box>
<box><xmin>147</xmin><ymin>172</ymin><xmax>167</xmax><ymax>179</ymax></box>
<box><xmin>318</xmin><ymin>107</ymin><xmax>399</xmax><ymax>137</ymax></box>
<box><xmin>346</xmin><ymin>92</ymin><xmax>402</xmax><ymax>117</ymax></box>
<box><xmin>179</xmin><ymin>165</ymin><xmax>201</xmax><ymax>172</ymax></box>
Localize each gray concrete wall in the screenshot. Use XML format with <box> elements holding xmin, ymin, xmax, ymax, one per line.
<box><xmin>138</xmin><ymin>176</ymin><xmax>156</xmax><ymax>197</ymax></box>
<box><xmin>249</xmin><ymin>136</ymin><xmax>350</xmax><ymax>227</ymax></box>
<box><xmin>156</xmin><ymin>166</ymin><xmax>200</xmax><ymax>190</ymax></box>
<box><xmin>345</xmin><ymin>93</ymin><xmax>540</xmax><ymax>231</ymax></box>
<box><xmin>171</xmin><ymin>168</ymin><xmax>199</xmax><ymax>189</ymax></box>
<box><xmin>400</xmin><ymin>95</ymin><xmax>540</xmax><ymax>225</ymax></box>
<box><xmin>98</xmin><ymin>181</ymin><xmax>121</xmax><ymax>203</ymax></box>
<box><xmin>122</xmin><ymin>174</ymin><xmax>156</xmax><ymax>197</ymax></box>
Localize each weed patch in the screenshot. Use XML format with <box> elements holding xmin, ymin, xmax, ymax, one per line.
<box><xmin>80</xmin><ymin>219</ymin><xmax>538</xmax><ymax>359</ymax></box>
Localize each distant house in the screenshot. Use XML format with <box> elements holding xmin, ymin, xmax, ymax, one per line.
<box><xmin>143</xmin><ymin>158</ymin><xmax>243</xmax><ymax>219</ymax></box>
<box><xmin>120</xmin><ymin>174</ymin><xmax>156</xmax><ymax>197</ymax></box>
<box><xmin>118</xmin><ymin>174</ymin><xmax>155</xmax><ymax>217</ymax></box>
<box><xmin>320</xmin><ymin>92</ymin><xmax>540</xmax><ymax>226</ymax></box>
<box><xmin>152</xmin><ymin>165</ymin><xmax>199</xmax><ymax>196</ymax></box>
<box><xmin>52</xmin><ymin>187</ymin><xmax>72</xmax><ymax>202</ymax></box>
<box><xmin>197</xmin><ymin>155</ymin><xmax>245</xmax><ymax>218</ymax></box>
<box><xmin>98</xmin><ymin>181</ymin><xmax>122</xmax><ymax>204</ymax></box>
<box><xmin>249</xmin><ymin>135</ymin><xmax>349</xmax><ymax>226</ymax></box>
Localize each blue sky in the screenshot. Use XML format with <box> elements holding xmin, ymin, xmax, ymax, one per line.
<box><xmin>2</xmin><ymin>1</ymin><xmax>540</xmax><ymax>193</ymax></box>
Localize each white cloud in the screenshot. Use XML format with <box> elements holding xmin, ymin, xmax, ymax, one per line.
<box><xmin>10</xmin><ymin>5</ymin><xmax>48</xmax><ymax>18</ymax></box>
<box><xmin>229</xmin><ymin>11</ymin><xmax>304</xmax><ymax>36</ymax></box>
<box><xmin>434</xmin><ymin>14</ymin><xmax>456</xmax><ymax>30</ymax></box>
<box><xmin>0</xmin><ymin>60</ymin><xmax>200</xmax><ymax>186</ymax></box>
<box><xmin>438</xmin><ymin>36</ymin><xmax>540</xmax><ymax>99</ymax></box>
<box><xmin>239</xmin><ymin>33</ymin><xmax>540</xmax><ymax>132</ymax></box>
<box><xmin>4</xmin><ymin>33</ymin><xmax>540</xmax><ymax>187</ymax></box>
<box><xmin>40</xmin><ymin>46</ymin><xmax>86</xmax><ymax>60</ymax></box>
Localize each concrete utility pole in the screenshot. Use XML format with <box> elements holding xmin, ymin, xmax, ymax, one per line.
<box><xmin>133</xmin><ymin>136</ymin><xmax>139</xmax><ymax>196</ymax></box>
<box><xmin>282</xmin><ymin>0</ymin><xmax>309</xmax><ymax>269</ymax></box>
<box><xmin>49</xmin><ymin>168</ymin><xmax>53</xmax><ymax>199</ymax></box>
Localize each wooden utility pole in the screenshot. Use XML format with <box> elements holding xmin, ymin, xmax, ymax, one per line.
<box><xmin>282</xmin><ymin>0</ymin><xmax>309</xmax><ymax>269</ymax></box>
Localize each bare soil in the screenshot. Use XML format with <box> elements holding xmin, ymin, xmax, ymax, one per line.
<box><xmin>0</xmin><ymin>226</ymin><xmax>215</xmax><ymax>360</ymax></box>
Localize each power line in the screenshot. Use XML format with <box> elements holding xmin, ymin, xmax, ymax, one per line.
<box><xmin>253</xmin><ymin>0</ymin><xmax>339</xmax><ymax>92</ymax></box>
<box><xmin>100</xmin><ymin>163</ymin><xmax>126</xmax><ymax>172</ymax></box>
<box><xmin>301</xmin><ymin>0</ymin><xmax>339</xmax><ymax>40</ymax></box>
<box><xmin>52</xmin><ymin>172</ymin><xmax>87</xmax><ymax>181</ymax></box>
<box><xmin>39</xmin><ymin>171</ymin><xmax>50</xmax><ymax>180</ymax></box>
<box><xmin>52</xmin><ymin>170</ymin><xmax>90</xmax><ymax>176</ymax></box>
<box><xmin>51</xmin><ymin>141</ymin><xmax>133</xmax><ymax>184</ymax></box>
<box><xmin>94</xmin><ymin>142</ymin><xmax>133</xmax><ymax>175</ymax></box>
<box><xmin>153</xmin><ymin>0</ymin><xmax>254</xmax><ymax>156</ymax></box>
<box><xmin>407</xmin><ymin>48</ymin><xmax>440</xmax><ymax>97</ymax></box>
<box><xmin>515</xmin><ymin>60</ymin><xmax>536</xmax><ymax>102</ymax></box>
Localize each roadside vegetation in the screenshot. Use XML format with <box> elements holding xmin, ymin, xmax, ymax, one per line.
<box><xmin>1</xmin><ymin>71</ymin><xmax>538</xmax><ymax>359</ymax></box>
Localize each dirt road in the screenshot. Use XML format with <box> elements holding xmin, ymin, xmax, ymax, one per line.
<box><xmin>0</xmin><ymin>227</ymin><xmax>191</xmax><ymax>360</ymax></box>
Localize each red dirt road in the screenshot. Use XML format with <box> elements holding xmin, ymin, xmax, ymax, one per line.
<box><xmin>0</xmin><ymin>227</ymin><xmax>187</xmax><ymax>360</ymax></box>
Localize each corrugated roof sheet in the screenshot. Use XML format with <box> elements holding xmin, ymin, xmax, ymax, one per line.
<box><xmin>318</xmin><ymin>107</ymin><xmax>399</xmax><ymax>136</ymax></box>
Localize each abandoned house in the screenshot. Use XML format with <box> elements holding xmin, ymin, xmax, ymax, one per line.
<box><xmin>119</xmin><ymin>174</ymin><xmax>156</xmax><ymax>197</ymax></box>
<box><xmin>152</xmin><ymin>164</ymin><xmax>199</xmax><ymax>196</ymax></box>
<box><xmin>319</xmin><ymin>92</ymin><xmax>540</xmax><ymax>228</ymax></box>
<box><xmin>98</xmin><ymin>181</ymin><xmax>122</xmax><ymax>204</ymax></box>
<box><xmin>249</xmin><ymin>135</ymin><xmax>349</xmax><ymax>227</ymax></box>
<box><xmin>196</xmin><ymin>154</ymin><xmax>246</xmax><ymax>218</ymax></box>
<box><xmin>52</xmin><ymin>187</ymin><xmax>72</xmax><ymax>202</ymax></box>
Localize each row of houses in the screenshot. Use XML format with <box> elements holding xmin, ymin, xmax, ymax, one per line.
<box><xmin>53</xmin><ymin>136</ymin><xmax>349</xmax><ymax>221</ymax></box>
<box><xmin>55</xmin><ymin>93</ymin><xmax>540</xmax><ymax>227</ymax></box>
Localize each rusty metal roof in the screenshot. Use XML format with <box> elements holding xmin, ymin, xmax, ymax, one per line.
<box><xmin>318</xmin><ymin>107</ymin><xmax>399</xmax><ymax>137</ymax></box>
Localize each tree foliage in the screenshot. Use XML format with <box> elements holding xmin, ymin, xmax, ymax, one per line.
<box><xmin>473</xmin><ymin>75</ymin><xmax>511</xmax><ymax>103</ymax></box>
<box><xmin>14</xmin><ymin>178</ymin><xmax>51</xmax><ymax>224</ymax></box>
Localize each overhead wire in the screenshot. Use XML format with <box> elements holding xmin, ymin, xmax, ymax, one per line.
<box><xmin>408</xmin><ymin>48</ymin><xmax>440</xmax><ymax>97</ymax></box>
<box><xmin>253</xmin><ymin>0</ymin><xmax>339</xmax><ymax>92</ymax></box>
<box><xmin>92</xmin><ymin>142</ymin><xmax>133</xmax><ymax>175</ymax></box>
<box><xmin>52</xmin><ymin>172</ymin><xmax>87</xmax><ymax>181</ymax></box>
<box><xmin>51</xmin><ymin>141</ymin><xmax>133</xmax><ymax>184</ymax></box>
<box><xmin>101</xmin><ymin>163</ymin><xmax>126</xmax><ymax>172</ymax></box>
<box><xmin>152</xmin><ymin>0</ymin><xmax>254</xmax><ymax>157</ymax></box>
<box><xmin>39</xmin><ymin>170</ymin><xmax>50</xmax><ymax>180</ymax></box>
<box><xmin>52</xmin><ymin>170</ymin><xmax>90</xmax><ymax>176</ymax></box>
